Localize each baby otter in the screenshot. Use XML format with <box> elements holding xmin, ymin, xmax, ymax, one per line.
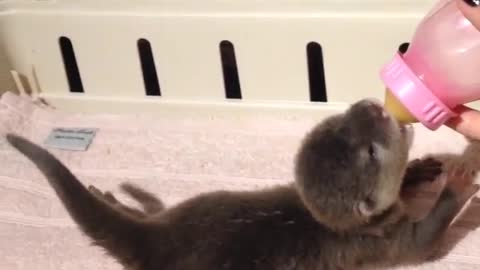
<box><xmin>295</xmin><ymin>99</ymin><xmax>412</xmax><ymax>231</ymax></box>
<box><xmin>6</xmin><ymin>99</ymin><xmax>477</xmax><ymax>270</ymax></box>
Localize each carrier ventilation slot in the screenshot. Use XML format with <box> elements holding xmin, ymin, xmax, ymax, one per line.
<box><xmin>399</xmin><ymin>42</ymin><xmax>410</xmax><ymax>54</ymax></box>
<box><xmin>220</xmin><ymin>40</ymin><xmax>242</xmax><ymax>99</ymax></box>
<box><xmin>59</xmin><ymin>36</ymin><xmax>84</xmax><ymax>93</ymax></box>
<box><xmin>138</xmin><ymin>39</ymin><xmax>161</xmax><ymax>96</ymax></box>
<box><xmin>306</xmin><ymin>42</ymin><xmax>327</xmax><ymax>102</ymax></box>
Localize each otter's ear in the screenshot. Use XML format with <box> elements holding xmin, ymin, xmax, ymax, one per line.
<box><xmin>357</xmin><ymin>199</ymin><xmax>376</xmax><ymax>218</ymax></box>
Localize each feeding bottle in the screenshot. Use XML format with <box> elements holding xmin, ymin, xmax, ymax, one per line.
<box><xmin>380</xmin><ymin>0</ymin><xmax>480</xmax><ymax>130</ymax></box>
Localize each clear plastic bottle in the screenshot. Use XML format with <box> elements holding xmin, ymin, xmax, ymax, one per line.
<box><xmin>381</xmin><ymin>0</ymin><xmax>480</xmax><ymax>130</ymax></box>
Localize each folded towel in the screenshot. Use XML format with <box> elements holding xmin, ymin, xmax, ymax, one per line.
<box><xmin>0</xmin><ymin>91</ymin><xmax>479</xmax><ymax>269</ymax></box>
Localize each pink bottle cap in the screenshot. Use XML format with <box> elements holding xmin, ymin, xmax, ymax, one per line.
<box><xmin>380</xmin><ymin>52</ymin><xmax>457</xmax><ymax>130</ymax></box>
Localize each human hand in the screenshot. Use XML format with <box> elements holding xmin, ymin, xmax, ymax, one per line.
<box><xmin>446</xmin><ymin>105</ymin><xmax>480</xmax><ymax>140</ymax></box>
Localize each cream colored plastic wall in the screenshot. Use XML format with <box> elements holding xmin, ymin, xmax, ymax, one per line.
<box><xmin>0</xmin><ymin>0</ymin><xmax>438</xmax><ymax>118</ymax></box>
<box><xmin>0</xmin><ymin>40</ymin><xmax>15</xmax><ymax>94</ymax></box>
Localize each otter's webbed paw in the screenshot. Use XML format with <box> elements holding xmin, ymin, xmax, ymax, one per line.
<box><xmin>397</xmin><ymin>171</ymin><xmax>479</xmax><ymax>262</ymax></box>
<box><xmin>88</xmin><ymin>185</ymin><xmax>146</xmax><ymax>218</ymax></box>
<box><xmin>402</xmin><ymin>158</ymin><xmax>443</xmax><ymax>189</ymax></box>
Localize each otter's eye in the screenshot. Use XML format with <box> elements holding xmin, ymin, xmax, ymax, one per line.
<box><xmin>368</xmin><ymin>144</ymin><xmax>376</xmax><ymax>159</ymax></box>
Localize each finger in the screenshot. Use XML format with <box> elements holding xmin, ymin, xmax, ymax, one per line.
<box><xmin>446</xmin><ymin>105</ymin><xmax>480</xmax><ymax>140</ymax></box>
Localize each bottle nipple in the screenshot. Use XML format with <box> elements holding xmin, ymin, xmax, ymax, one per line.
<box><xmin>383</xmin><ymin>88</ymin><xmax>418</xmax><ymax>124</ymax></box>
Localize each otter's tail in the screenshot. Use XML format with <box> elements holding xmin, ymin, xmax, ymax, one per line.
<box><xmin>6</xmin><ymin>134</ymin><xmax>146</xmax><ymax>263</ymax></box>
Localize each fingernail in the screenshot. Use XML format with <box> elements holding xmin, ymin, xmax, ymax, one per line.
<box><xmin>464</xmin><ymin>0</ymin><xmax>480</xmax><ymax>7</ymax></box>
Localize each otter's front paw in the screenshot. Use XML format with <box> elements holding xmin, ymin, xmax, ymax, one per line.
<box><xmin>402</xmin><ymin>158</ymin><xmax>443</xmax><ymax>189</ymax></box>
<box><xmin>446</xmin><ymin>168</ymin><xmax>479</xmax><ymax>205</ymax></box>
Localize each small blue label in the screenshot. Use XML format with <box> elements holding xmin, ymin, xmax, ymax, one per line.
<box><xmin>44</xmin><ymin>128</ymin><xmax>97</xmax><ymax>151</ymax></box>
